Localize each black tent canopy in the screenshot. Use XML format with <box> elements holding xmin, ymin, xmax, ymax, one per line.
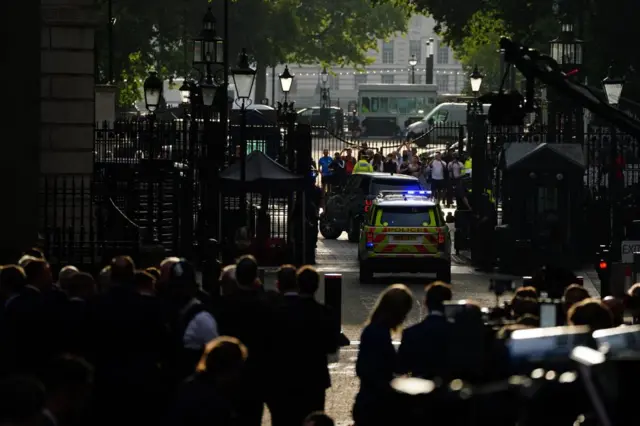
<box><xmin>219</xmin><ymin>150</ymin><xmax>304</xmax><ymax>193</ymax></box>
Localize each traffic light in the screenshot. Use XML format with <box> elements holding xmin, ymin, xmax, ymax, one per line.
<box><xmin>597</xmin><ymin>248</ymin><xmax>611</xmax><ymax>297</ymax></box>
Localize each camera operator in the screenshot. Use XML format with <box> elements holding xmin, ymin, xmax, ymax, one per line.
<box><xmin>563</xmin><ymin>284</ymin><xmax>589</xmax><ymax>316</ymax></box>
<box><xmin>510</xmin><ymin>297</ymin><xmax>540</xmax><ymax>327</ymax></box>
<box><xmin>602</xmin><ymin>295</ymin><xmax>625</xmax><ymax>326</ymax></box>
<box><xmin>567</xmin><ymin>298</ymin><xmax>614</xmax><ymax>331</ymax></box>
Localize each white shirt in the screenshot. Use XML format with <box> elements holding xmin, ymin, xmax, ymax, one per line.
<box><xmin>182</xmin><ymin>299</ymin><xmax>219</xmax><ymax>349</ymax></box>
<box><xmin>448</xmin><ymin>160</ymin><xmax>463</xmax><ymax>179</ymax></box>
<box><xmin>429</xmin><ymin>160</ymin><xmax>447</xmax><ymax>180</ymax></box>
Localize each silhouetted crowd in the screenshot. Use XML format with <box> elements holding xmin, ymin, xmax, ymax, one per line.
<box><xmin>1</xmin><ymin>248</ymin><xmax>637</xmax><ymax>426</ymax></box>
<box><xmin>0</xmin><ymin>249</ymin><xmax>338</xmax><ymax>426</ymax></box>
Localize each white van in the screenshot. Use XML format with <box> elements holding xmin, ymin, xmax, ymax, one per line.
<box><xmin>405</xmin><ymin>102</ymin><xmax>490</xmax><ymax>140</ymax></box>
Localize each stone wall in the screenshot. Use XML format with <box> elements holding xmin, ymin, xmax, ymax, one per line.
<box><xmin>40</xmin><ymin>0</ymin><xmax>101</xmax><ymax>260</ymax></box>
<box><xmin>41</xmin><ymin>0</ymin><xmax>99</xmax><ymax>175</ymax></box>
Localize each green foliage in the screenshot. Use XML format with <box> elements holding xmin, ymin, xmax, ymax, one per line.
<box><xmin>455</xmin><ymin>11</ymin><xmax>507</xmax><ymax>92</ymax></box>
<box><xmin>95</xmin><ymin>0</ymin><xmax>412</xmax><ymax>106</ymax></box>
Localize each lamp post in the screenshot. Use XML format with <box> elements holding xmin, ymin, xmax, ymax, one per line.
<box><xmin>278</xmin><ymin>65</ymin><xmax>296</xmax><ymax>170</ymax></box>
<box><xmin>320</xmin><ymin>66</ymin><xmax>330</xmax><ymax>107</ymax></box>
<box><xmin>469</xmin><ymin>65</ymin><xmax>483</xmax><ymax>98</ymax></box>
<box><xmin>466</xmin><ymin>64</ymin><xmax>487</xmax><ymax>259</ymax></box>
<box><xmin>409</xmin><ymin>54</ymin><xmax>418</xmax><ymax>84</ymax></box>
<box><xmin>426</xmin><ymin>38</ymin><xmax>435</xmax><ymax>84</ymax></box>
<box><xmin>603</xmin><ymin>65</ymin><xmax>626</xmax><ymax>265</ymax></box>
<box><xmin>548</xmin><ymin>21</ymin><xmax>584</xmax><ymax>142</ymax></box>
<box><xmin>279</xmin><ymin>65</ymin><xmax>294</xmax><ymax>103</ymax></box>
<box><xmin>142</xmin><ymin>71</ymin><xmax>163</xmax><ymax>243</ymax></box>
<box><xmin>143</xmin><ymin>71</ymin><xmax>163</xmax><ymax>114</ymax></box>
<box><xmin>231</xmin><ymin>48</ymin><xmax>257</xmax><ymax>221</ymax></box>
<box><xmin>320</xmin><ymin>66</ymin><xmax>331</xmax><ymax>128</ymax></box>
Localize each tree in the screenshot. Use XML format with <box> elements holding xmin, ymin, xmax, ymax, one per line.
<box><xmin>95</xmin><ymin>0</ymin><xmax>413</xmax><ymax>106</ymax></box>
<box><xmin>405</xmin><ymin>0</ymin><xmax>640</xmax><ymax>102</ymax></box>
<box><xmin>454</xmin><ymin>11</ymin><xmax>507</xmax><ymax>93</ymax></box>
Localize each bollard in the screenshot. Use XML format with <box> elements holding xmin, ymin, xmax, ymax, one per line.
<box><xmin>324</xmin><ymin>274</ymin><xmax>342</xmax><ymax>339</ymax></box>
<box><xmin>324</xmin><ymin>273</ymin><xmax>350</xmax><ymax>349</ymax></box>
<box><xmin>634</xmin><ymin>252</ymin><xmax>640</xmax><ymax>284</ymax></box>
<box><xmin>576</xmin><ymin>276</ymin><xmax>584</xmax><ymax>286</ymax></box>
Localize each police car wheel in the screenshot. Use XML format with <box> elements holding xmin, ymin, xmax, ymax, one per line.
<box><xmin>319</xmin><ymin>217</ymin><xmax>341</xmax><ymax>240</ymax></box>
<box><xmin>347</xmin><ymin>217</ymin><xmax>361</xmax><ymax>242</ymax></box>
<box><xmin>359</xmin><ymin>261</ymin><xmax>373</xmax><ymax>283</ymax></box>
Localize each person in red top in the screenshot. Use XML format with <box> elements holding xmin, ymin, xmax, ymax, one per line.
<box><xmin>341</xmin><ymin>148</ymin><xmax>356</xmax><ymax>174</ymax></box>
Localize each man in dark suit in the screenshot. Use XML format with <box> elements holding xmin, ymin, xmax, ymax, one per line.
<box><xmin>39</xmin><ymin>355</ymin><xmax>94</xmax><ymax>426</ymax></box>
<box><xmin>217</xmin><ymin>255</ymin><xmax>279</xmax><ymax>426</ymax></box>
<box><xmin>22</xmin><ymin>258</ymin><xmax>68</xmax><ymax>358</ymax></box>
<box><xmin>269</xmin><ymin>266</ymin><xmax>338</xmax><ymax>426</ymax></box>
<box><xmin>90</xmin><ymin>256</ymin><xmax>168</xmax><ymax>426</ymax></box>
<box><xmin>396</xmin><ymin>282</ymin><xmax>453</xmax><ymax>379</ymax></box>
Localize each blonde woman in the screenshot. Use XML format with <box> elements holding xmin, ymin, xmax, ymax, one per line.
<box><xmin>353</xmin><ymin>284</ymin><xmax>414</xmax><ymax>426</ymax></box>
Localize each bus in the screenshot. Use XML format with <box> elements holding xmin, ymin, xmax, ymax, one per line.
<box><xmin>357</xmin><ymin>83</ymin><xmax>438</xmax><ymax>137</ymax></box>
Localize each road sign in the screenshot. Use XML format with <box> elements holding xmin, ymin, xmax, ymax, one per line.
<box><xmin>621</xmin><ymin>240</ymin><xmax>640</xmax><ymax>263</ymax></box>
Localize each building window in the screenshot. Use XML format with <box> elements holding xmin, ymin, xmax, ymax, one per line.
<box><xmin>354</xmin><ymin>74</ymin><xmax>368</xmax><ymax>88</ymax></box>
<box><xmin>381</xmin><ymin>74</ymin><xmax>394</xmax><ymax>84</ymax></box>
<box><xmin>409</xmin><ymin>40</ymin><xmax>422</xmax><ymax>64</ymax></box>
<box><xmin>437</xmin><ymin>45</ymin><xmax>450</xmax><ymax>64</ymax></box>
<box><xmin>382</xmin><ymin>41</ymin><xmax>394</xmax><ymax>64</ymax></box>
<box><xmin>436</xmin><ymin>74</ymin><xmax>450</xmax><ymax>92</ymax></box>
<box><xmin>329</xmin><ymin>75</ymin><xmax>340</xmax><ymax>90</ymax></box>
<box><xmin>414</xmin><ymin>74</ymin><xmax>423</xmax><ymax>84</ymax></box>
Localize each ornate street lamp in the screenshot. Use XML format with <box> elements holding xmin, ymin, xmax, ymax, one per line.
<box><xmin>143</xmin><ymin>71</ymin><xmax>163</xmax><ymax>113</ymax></box>
<box><xmin>549</xmin><ymin>22</ymin><xmax>583</xmax><ymax>68</ymax></box>
<box><xmin>320</xmin><ymin>66</ymin><xmax>329</xmax><ymax>86</ymax></box>
<box><xmin>602</xmin><ymin>64</ymin><xmax>626</xmax><ymax>265</ymax></box>
<box><xmin>179</xmin><ymin>79</ymin><xmax>191</xmax><ymax>104</ymax></box>
<box><xmin>469</xmin><ymin>65</ymin><xmax>483</xmax><ymax>94</ymax></box>
<box><xmin>192</xmin><ymin>8</ymin><xmax>224</xmax><ymax>66</ymax></box>
<box><xmin>279</xmin><ymin>65</ymin><xmax>294</xmax><ymax>102</ymax></box>
<box><xmin>200</xmin><ymin>75</ymin><xmax>217</xmax><ymax>107</ymax></box>
<box><xmin>231</xmin><ymin>48</ymin><xmax>257</xmax><ymax>105</ymax></box>
<box><xmin>602</xmin><ymin>65</ymin><xmax>625</xmax><ymax>106</ymax></box>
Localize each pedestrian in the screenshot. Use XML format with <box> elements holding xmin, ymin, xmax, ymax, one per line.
<box><xmin>447</xmin><ymin>153</ymin><xmax>464</xmax><ymax>207</ymax></box>
<box><xmin>353</xmin><ymin>284</ymin><xmax>413</xmax><ymax>426</ymax></box>
<box><xmin>170</xmin><ymin>336</ymin><xmax>249</xmax><ymax>426</ymax></box>
<box><xmin>371</xmin><ymin>153</ymin><xmax>384</xmax><ymax>172</ymax></box>
<box><xmin>318</xmin><ymin>150</ymin><xmax>333</xmax><ymax>195</ymax></box>
<box><xmin>341</xmin><ymin>148</ymin><xmax>356</xmax><ymax>174</ymax></box>
<box><xmin>427</xmin><ymin>151</ymin><xmax>447</xmax><ymax>204</ymax></box>
<box><xmin>328</xmin><ymin>152</ymin><xmax>346</xmax><ymax>191</ymax></box>
<box><xmin>353</xmin><ymin>151</ymin><xmax>373</xmax><ymax>174</ymax></box>
<box><xmin>383</xmin><ymin>153</ymin><xmax>398</xmax><ymax>173</ymax></box>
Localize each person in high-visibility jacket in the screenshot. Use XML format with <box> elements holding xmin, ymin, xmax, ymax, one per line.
<box><xmin>353</xmin><ymin>152</ymin><xmax>374</xmax><ymax>174</ymax></box>
<box><xmin>462</xmin><ymin>157</ymin><xmax>472</xmax><ymax>177</ymax></box>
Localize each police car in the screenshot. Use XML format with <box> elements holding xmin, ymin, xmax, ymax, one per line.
<box><xmin>357</xmin><ymin>190</ymin><xmax>452</xmax><ymax>283</ymax></box>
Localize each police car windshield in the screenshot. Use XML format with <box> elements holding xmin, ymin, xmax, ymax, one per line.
<box><xmin>378</xmin><ymin>206</ymin><xmax>439</xmax><ymax>227</ymax></box>
<box><xmin>372</xmin><ymin>179</ymin><xmax>421</xmax><ymax>195</ymax></box>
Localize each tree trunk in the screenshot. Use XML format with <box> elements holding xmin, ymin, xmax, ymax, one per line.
<box><xmin>254</xmin><ymin>62</ymin><xmax>267</xmax><ymax>104</ymax></box>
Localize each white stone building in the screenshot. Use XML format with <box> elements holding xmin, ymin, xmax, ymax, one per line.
<box><xmin>265</xmin><ymin>14</ymin><xmax>466</xmax><ymax>108</ymax></box>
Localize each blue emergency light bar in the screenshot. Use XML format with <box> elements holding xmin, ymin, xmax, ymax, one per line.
<box><xmin>378</xmin><ymin>190</ymin><xmax>432</xmax><ymax>198</ymax></box>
